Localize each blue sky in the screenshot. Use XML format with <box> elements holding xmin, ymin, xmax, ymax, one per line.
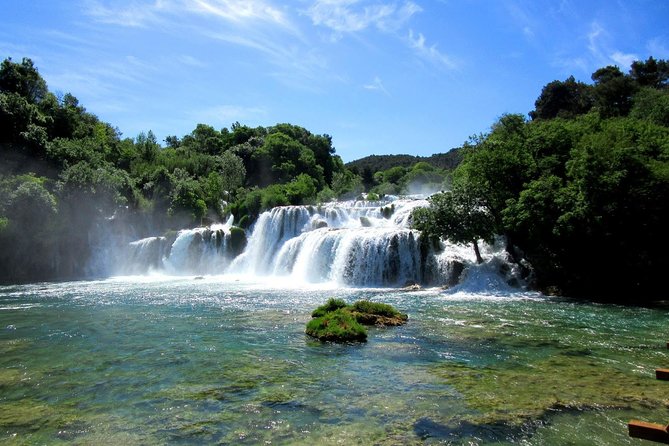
<box><xmin>2</xmin><ymin>1</ymin><xmax>668</xmax><ymax>162</ymax></box>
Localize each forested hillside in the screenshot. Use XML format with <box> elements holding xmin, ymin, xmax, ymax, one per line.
<box><xmin>0</xmin><ymin>58</ymin><xmax>353</xmax><ymax>282</ymax></box>
<box><xmin>414</xmin><ymin>57</ymin><xmax>669</xmax><ymax>301</ymax></box>
<box><xmin>346</xmin><ymin>151</ymin><xmax>462</xmax><ymax>174</ymax></box>
<box><xmin>0</xmin><ymin>57</ymin><xmax>455</xmax><ymax>283</ymax></box>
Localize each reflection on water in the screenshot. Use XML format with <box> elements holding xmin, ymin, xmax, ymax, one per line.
<box><xmin>1</xmin><ymin>277</ymin><xmax>668</xmax><ymax>444</ymax></box>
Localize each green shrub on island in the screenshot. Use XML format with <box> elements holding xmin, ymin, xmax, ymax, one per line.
<box><xmin>351</xmin><ymin>300</ymin><xmax>408</xmax><ymax>326</ymax></box>
<box><xmin>352</xmin><ymin>300</ymin><xmax>402</xmax><ymax>318</ymax></box>
<box><xmin>306</xmin><ymin>299</ymin><xmax>408</xmax><ymax>342</ymax></box>
<box><xmin>311</xmin><ymin>298</ymin><xmax>348</xmax><ymax>317</ymax></box>
<box><xmin>306</xmin><ymin>309</ymin><xmax>367</xmax><ymax>342</ymax></box>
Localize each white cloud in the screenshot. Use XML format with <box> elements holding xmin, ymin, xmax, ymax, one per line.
<box><xmin>363</xmin><ymin>76</ymin><xmax>389</xmax><ymax>95</ymax></box>
<box><xmin>187</xmin><ymin>0</ymin><xmax>294</xmax><ymax>30</ymax></box>
<box><xmin>85</xmin><ymin>0</ymin><xmax>168</xmax><ymax>27</ymax></box>
<box><xmin>587</xmin><ymin>21</ymin><xmax>605</xmax><ymax>58</ymax></box>
<box><xmin>85</xmin><ymin>0</ymin><xmax>321</xmax><ymax>85</ymax></box>
<box><xmin>610</xmin><ymin>51</ymin><xmax>637</xmax><ymax>69</ymax></box>
<box><xmin>86</xmin><ymin>0</ymin><xmax>295</xmax><ymax>30</ymax></box>
<box><xmin>408</xmin><ymin>29</ymin><xmax>456</xmax><ymax>70</ymax></box>
<box><xmin>306</xmin><ymin>0</ymin><xmax>421</xmax><ymax>37</ymax></box>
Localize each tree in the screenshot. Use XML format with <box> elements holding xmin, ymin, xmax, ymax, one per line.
<box><xmin>0</xmin><ymin>58</ymin><xmax>48</xmax><ymax>104</ymax></box>
<box><xmin>630</xmin><ymin>56</ymin><xmax>669</xmax><ymax>89</ymax></box>
<box><xmin>181</xmin><ymin>124</ymin><xmax>224</xmax><ymax>155</ymax></box>
<box><xmin>591</xmin><ymin>66</ymin><xmax>637</xmax><ymax>117</ymax></box>
<box><xmin>412</xmin><ymin>187</ymin><xmax>495</xmax><ymax>264</ymax></box>
<box><xmin>218</xmin><ymin>151</ymin><xmax>246</xmax><ymax>196</ymax></box>
<box><xmin>529</xmin><ymin>76</ymin><xmax>594</xmax><ymax>120</ymax></box>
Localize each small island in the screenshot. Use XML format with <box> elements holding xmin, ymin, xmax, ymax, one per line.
<box><xmin>306</xmin><ymin>298</ymin><xmax>408</xmax><ymax>342</ymax></box>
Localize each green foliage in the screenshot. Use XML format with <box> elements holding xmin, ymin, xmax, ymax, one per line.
<box><xmin>529</xmin><ymin>75</ymin><xmax>594</xmax><ymax>120</ymax></box>
<box><xmin>351</xmin><ymin>300</ymin><xmax>403</xmax><ymax>318</ymax></box>
<box><xmin>412</xmin><ymin>186</ymin><xmax>495</xmax><ymax>263</ymax></box>
<box><xmin>0</xmin><ymin>57</ymin><xmax>48</xmax><ymax>104</ymax></box>
<box><xmin>168</xmin><ymin>168</ymin><xmax>207</xmax><ymax>222</ymax></box>
<box><xmin>331</xmin><ymin>170</ymin><xmax>363</xmax><ymax>199</ymax></box>
<box><xmin>306</xmin><ymin>298</ymin><xmax>407</xmax><ymax>342</ymax></box>
<box><xmin>316</xmin><ymin>186</ymin><xmax>336</xmax><ymax>203</ymax></box>
<box><xmin>631</xmin><ymin>87</ymin><xmax>669</xmax><ymax>126</ymax></box>
<box><xmin>311</xmin><ymin>298</ymin><xmax>349</xmax><ymax>317</ymax></box>
<box><xmin>260</xmin><ymin>184</ymin><xmax>290</xmax><ymax>210</ymax></box>
<box><xmin>306</xmin><ymin>309</ymin><xmax>368</xmax><ymax>343</ymax></box>
<box><xmin>346</xmin><ymin>151</ymin><xmax>463</xmax><ymax>174</ymax></box>
<box><xmin>285</xmin><ymin>173</ymin><xmax>317</xmax><ymax>205</ymax></box>
<box><xmin>591</xmin><ymin>65</ymin><xmax>637</xmax><ymax>118</ymax></box>
<box><xmin>218</xmin><ymin>151</ymin><xmax>246</xmax><ymax>194</ymax></box>
<box><xmin>228</xmin><ymin>226</ymin><xmax>247</xmax><ymax>256</ymax></box>
<box><xmin>629</xmin><ymin>56</ymin><xmax>669</xmax><ymax>88</ymax></box>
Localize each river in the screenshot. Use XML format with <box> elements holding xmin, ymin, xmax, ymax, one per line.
<box><xmin>1</xmin><ymin>274</ymin><xmax>667</xmax><ymax>444</ymax></box>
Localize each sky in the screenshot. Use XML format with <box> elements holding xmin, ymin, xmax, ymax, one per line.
<box><xmin>2</xmin><ymin>1</ymin><xmax>668</xmax><ymax>162</ymax></box>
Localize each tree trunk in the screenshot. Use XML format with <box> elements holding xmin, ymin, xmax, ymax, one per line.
<box><xmin>473</xmin><ymin>240</ymin><xmax>483</xmax><ymax>264</ymax></box>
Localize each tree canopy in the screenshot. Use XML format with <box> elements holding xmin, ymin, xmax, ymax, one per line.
<box><xmin>414</xmin><ymin>56</ymin><xmax>669</xmax><ymax>301</ymax></box>
<box><xmin>0</xmin><ymin>57</ymin><xmax>353</xmax><ymax>282</ymax></box>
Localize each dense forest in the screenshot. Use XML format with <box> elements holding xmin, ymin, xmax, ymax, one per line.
<box><xmin>1</xmin><ymin>56</ymin><xmax>668</xmax><ymax>301</ymax></box>
<box><xmin>413</xmin><ymin>57</ymin><xmax>669</xmax><ymax>302</ymax></box>
<box><xmin>0</xmin><ymin>57</ymin><xmax>455</xmax><ymax>283</ymax></box>
<box><xmin>345</xmin><ymin>151</ymin><xmax>462</xmax><ymax>192</ymax></box>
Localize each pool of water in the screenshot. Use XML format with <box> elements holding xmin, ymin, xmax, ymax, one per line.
<box><xmin>1</xmin><ymin>276</ymin><xmax>667</xmax><ymax>444</ymax></box>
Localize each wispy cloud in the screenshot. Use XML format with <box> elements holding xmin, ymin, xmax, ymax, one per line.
<box><xmin>85</xmin><ymin>0</ymin><xmax>320</xmax><ymax>85</ymax></box>
<box><xmin>504</xmin><ymin>2</ymin><xmax>537</xmax><ymax>40</ymax></box>
<box><xmin>187</xmin><ymin>104</ymin><xmax>268</xmax><ymax>127</ymax></box>
<box><xmin>408</xmin><ymin>29</ymin><xmax>457</xmax><ymax>70</ymax></box>
<box><xmin>86</xmin><ymin>0</ymin><xmax>294</xmax><ymax>29</ymax></box>
<box><xmin>306</xmin><ymin>0</ymin><xmax>421</xmax><ymax>38</ymax></box>
<box><xmin>85</xmin><ymin>0</ymin><xmax>168</xmax><ymax>27</ymax></box>
<box><xmin>582</xmin><ymin>21</ymin><xmax>640</xmax><ymax>70</ymax></box>
<box><xmin>186</xmin><ymin>0</ymin><xmax>295</xmax><ymax>31</ymax></box>
<box><xmin>363</xmin><ymin>76</ymin><xmax>389</xmax><ymax>95</ymax></box>
<box><xmin>177</xmin><ymin>54</ymin><xmax>207</xmax><ymax>68</ymax></box>
<box><xmin>610</xmin><ymin>51</ymin><xmax>638</xmax><ymax>69</ymax></box>
<box><xmin>586</xmin><ymin>21</ymin><xmax>605</xmax><ymax>58</ymax></box>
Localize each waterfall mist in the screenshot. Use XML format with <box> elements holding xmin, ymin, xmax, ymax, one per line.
<box><xmin>117</xmin><ymin>198</ymin><xmax>523</xmax><ymax>289</ymax></box>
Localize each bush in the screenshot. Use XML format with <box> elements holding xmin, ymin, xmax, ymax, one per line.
<box><xmin>311</xmin><ymin>298</ymin><xmax>348</xmax><ymax>317</ymax></box>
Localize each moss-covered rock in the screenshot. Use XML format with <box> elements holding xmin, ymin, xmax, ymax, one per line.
<box><xmin>306</xmin><ymin>309</ymin><xmax>367</xmax><ymax>342</ymax></box>
<box><xmin>306</xmin><ymin>299</ymin><xmax>408</xmax><ymax>342</ymax></box>
<box><xmin>228</xmin><ymin>226</ymin><xmax>247</xmax><ymax>256</ymax></box>
<box><xmin>311</xmin><ymin>298</ymin><xmax>348</xmax><ymax>318</ymax></box>
<box><xmin>359</xmin><ymin>216</ymin><xmax>372</xmax><ymax>227</ymax></box>
<box><xmin>351</xmin><ymin>300</ymin><xmax>408</xmax><ymax>326</ymax></box>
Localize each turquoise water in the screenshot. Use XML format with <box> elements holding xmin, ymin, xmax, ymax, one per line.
<box><xmin>1</xmin><ymin>276</ymin><xmax>668</xmax><ymax>444</ymax></box>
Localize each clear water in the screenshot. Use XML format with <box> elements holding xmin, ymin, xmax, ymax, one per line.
<box><xmin>1</xmin><ymin>276</ymin><xmax>667</xmax><ymax>445</ymax></box>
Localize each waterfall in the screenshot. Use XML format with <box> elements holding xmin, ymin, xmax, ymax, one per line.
<box><xmin>119</xmin><ymin>198</ymin><xmax>519</xmax><ymax>288</ymax></box>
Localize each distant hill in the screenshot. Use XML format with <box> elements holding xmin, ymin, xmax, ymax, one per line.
<box><xmin>345</xmin><ymin>148</ymin><xmax>463</xmax><ymax>173</ymax></box>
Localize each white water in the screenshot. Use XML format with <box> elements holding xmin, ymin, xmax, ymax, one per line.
<box><xmin>120</xmin><ymin>199</ymin><xmax>523</xmax><ymax>289</ymax></box>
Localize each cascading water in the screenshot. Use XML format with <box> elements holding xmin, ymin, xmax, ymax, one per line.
<box><xmin>119</xmin><ymin>198</ymin><xmax>521</xmax><ymax>288</ymax></box>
